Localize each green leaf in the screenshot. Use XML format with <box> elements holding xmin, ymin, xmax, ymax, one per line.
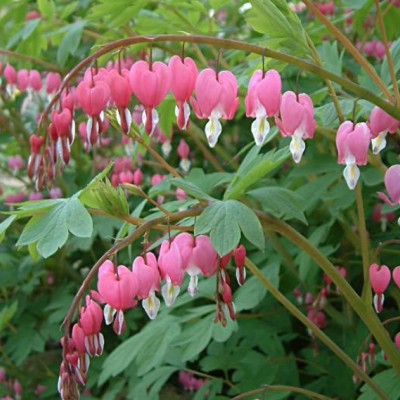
<box><xmin>195</xmin><ymin>200</ymin><xmax>264</xmax><ymax>256</ymax></box>
<box><xmin>100</xmin><ymin>316</ymin><xmax>180</xmax><ymax>384</ymax></box>
<box><xmin>248</xmin><ymin>187</ymin><xmax>307</xmax><ymax>224</ymax></box>
<box><xmin>235</xmin><ymin>263</ymin><xmax>280</xmax><ymax>311</ymax></box>
<box><xmin>16</xmin><ymin>198</ymin><xmax>93</xmax><ymax>258</ymax></box>
<box><xmin>37</xmin><ymin>0</ymin><xmax>55</xmax><ymax>18</ymax></box>
<box><xmin>66</xmin><ymin>198</ymin><xmax>93</xmax><ymax>237</ymax></box>
<box><xmin>169</xmin><ymin>177</ymin><xmax>214</xmax><ymax>201</ymax></box>
<box><xmin>247</xmin><ymin>0</ymin><xmax>309</xmax><ymax>56</ymax></box>
<box><xmin>381</xmin><ymin>38</ymin><xmax>400</xmax><ymax>85</ymax></box>
<box><xmin>212</xmin><ymin>317</ymin><xmax>238</xmax><ymax>342</ymax></box>
<box><xmin>358</xmin><ymin>369</ymin><xmax>400</xmax><ymax>400</ymax></box>
<box><xmin>0</xmin><ymin>301</ymin><xmax>18</xmax><ymax>332</ymax></box>
<box><xmin>224</xmin><ymin>147</ymin><xmax>290</xmax><ymax>200</ymax></box>
<box><xmin>178</xmin><ymin>315</ymin><xmax>214</xmax><ymax>361</ymax></box>
<box><xmin>0</xmin><ymin>215</ymin><xmax>16</xmax><ymax>242</ymax></box>
<box><xmin>57</xmin><ymin>21</ymin><xmax>85</xmax><ymax>66</ymax></box>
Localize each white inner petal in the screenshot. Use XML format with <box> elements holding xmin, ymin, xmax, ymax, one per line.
<box><xmin>188</xmin><ymin>275</ymin><xmax>199</xmax><ymax>297</ymax></box>
<box><xmin>289</xmin><ymin>134</ymin><xmax>306</xmax><ymax>164</ymax></box>
<box><xmin>371</xmin><ymin>131</ymin><xmax>387</xmax><ymax>155</ymax></box>
<box><xmin>251</xmin><ymin>114</ymin><xmax>270</xmax><ymax>146</ymax></box>
<box><xmin>205</xmin><ymin>111</ymin><xmax>222</xmax><ymax>148</ymax></box>
<box><xmin>142</xmin><ymin>292</ymin><xmax>161</xmax><ymax>320</ymax></box>
<box><xmin>343</xmin><ymin>155</ymin><xmax>360</xmax><ymax>190</ymax></box>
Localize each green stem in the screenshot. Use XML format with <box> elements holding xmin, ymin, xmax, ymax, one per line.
<box><xmin>302</xmin><ymin>0</ymin><xmax>393</xmax><ymax>102</ymax></box>
<box><xmin>355</xmin><ymin>183</ymin><xmax>372</xmax><ymax>305</ymax></box>
<box><xmin>230</xmin><ymin>384</ymin><xmax>334</xmax><ymax>400</ymax></box>
<box><xmin>245</xmin><ymin>257</ymin><xmax>389</xmax><ymax>400</ymax></box>
<box><xmin>374</xmin><ymin>0</ymin><xmax>400</xmax><ymax>104</ymax></box>
<box><xmin>257</xmin><ymin>212</ymin><xmax>400</xmax><ymax>378</ymax></box>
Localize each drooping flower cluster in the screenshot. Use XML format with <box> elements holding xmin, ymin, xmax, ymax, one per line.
<box><xmin>58</xmin><ymin>234</ymin><xmax>247</xmax><ymax>399</ymax></box>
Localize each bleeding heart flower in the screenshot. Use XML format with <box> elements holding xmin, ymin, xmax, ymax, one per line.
<box><xmin>4</xmin><ymin>63</ymin><xmax>17</xmax><ymax>84</ymax></box>
<box><xmin>46</xmin><ymin>72</ymin><xmax>62</xmax><ymax>94</ymax></box>
<box><xmin>158</xmin><ymin>240</ymin><xmax>183</xmax><ymax>306</ymax></box>
<box><xmin>173</xmin><ymin>233</ymin><xmax>218</xmax><ymax>296</ymax></box>
<box><xmin>275</xmin><ymin>91</ymin><xmax>316</xmax><ymax>163</ymax></box>
<box><xmin>76</xmin><ymin>79</ymin><xmax>110</xmax><ymax>147</ymax></box>
<box><xmin>245</xmin><ymin>69</ymin><xmax>281</xmax><ymax>145</ymax></box>
<box><xmin>77</xmin><ymin>295</ymin><xmax>104</xmax><ymax>357</ymax></box>
<box><xmin>129</xmin><ymin>60</ymin><xmax>170</xmax><ymax>135</ymax></box>
<box><xmin>29</xmin><ymin>69</ymin><xmax>42</xmax><ymax>91</ymax></box>
<box><xmin>132</xmin><ymin>252</ymin><xmax>161</xmax><ymax>319</ymax></box>
<box><xmin>368</xmin><ymin>106</ymin><xmax>399</xmax><ymax>154</ymax></box>
<box><xmin>97</xmin><ymin>260</ymin><xmax>138</xmax><ymax>335</ymax></box>
<box><xmin>177</xmin><ymin>139</ymin><xmax>191</xmax><ymax>171</ymax></box>
<box><xmin>191</xmin><ymin>68</ymin><xmax>239</xmax><ymax>148</ymax></box>
<box><xmin>336</xmin><ymin>121</ymin><xmax>370</xmax><ymax>190</ymax></box>
<box><xmin>168</xmin><ymin>55</ymin><xmax>198</xmax><ymax>130</ymax></box>
<box><xmin>369</xmin><ymin>263</ymin><xmax>391</xmax><ymax>313</ymax></box>
<box><xmin>17</xmin><ymin>69</ymin><xmax>29</xmax><ymax>91</ymax></box>
<box><xmin>108</xmin><ymin>69</ymin><xmax>132</xmax><ymax>134</ymax></box>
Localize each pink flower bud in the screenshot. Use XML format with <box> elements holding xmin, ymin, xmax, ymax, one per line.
<box><xmin>4</xmin><ymin>63</ymin><xmax>17</xmax><ymax>84</ymax></box>
<box><xmin>46</xmin><ymin>72</ymin><xmax>61</xmax><ymax>94</ymax></box>
<box><xmin>29</xmin><ymin>69</ymin><xmax>42</xmax><ymax>91</ymax></box>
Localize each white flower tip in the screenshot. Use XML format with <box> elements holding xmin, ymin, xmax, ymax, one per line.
<box><xmin>161</xmin><ymin>282</ymin><xmax>180</xmax><ymax>307</ymax></box>
<box><xmin>251</xmin><ymin>115</ymin><xmax>270</xmax><ymax>146</ymax></box>
<box><xmin>289</xmin><ymin>136</ymin><xmax>305</xmax><ymax>164</ymax></box>
<box><xmin>371</xmin><ymin>132</ymin><xmax>387</xmax><ymax>155</ymax></box>
<box><xmin>205</xmin><ymin>117</ymin><xmax>222</xmax><ymax>148</ymax></box>
<box><xmin>180</xmin><ymin>158</ymin><xmax>191</xmax><ymax>172</ymax></box>
<box><xmin>142</xmin><ymin>294</ymin><xmax>161</xmax><ymax>320</ymax></box>
<box><xmin>373</xmin><ymin>293</ymin><xmax>384</xmax><ymax>313</ymax></box>
<box><xmin>104</xmin><ymin>304</ymin><xmax>116</xmax><ymax>325</ymax></box>
<box><xmin>343</xmin><ymin>163</ymin><xmax>360</xmax><ymax>190</ymax></box>
<box><xmin>188</xmin><ymin>275</ymin><xmax>199</xmax><ymax>297</ymax></box>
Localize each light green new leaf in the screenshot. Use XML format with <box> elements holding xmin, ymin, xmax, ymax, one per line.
<box><xmin>247</xmin><ymin>0</ymin><xmax>309</xmax><ymax>56</ymax></box>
